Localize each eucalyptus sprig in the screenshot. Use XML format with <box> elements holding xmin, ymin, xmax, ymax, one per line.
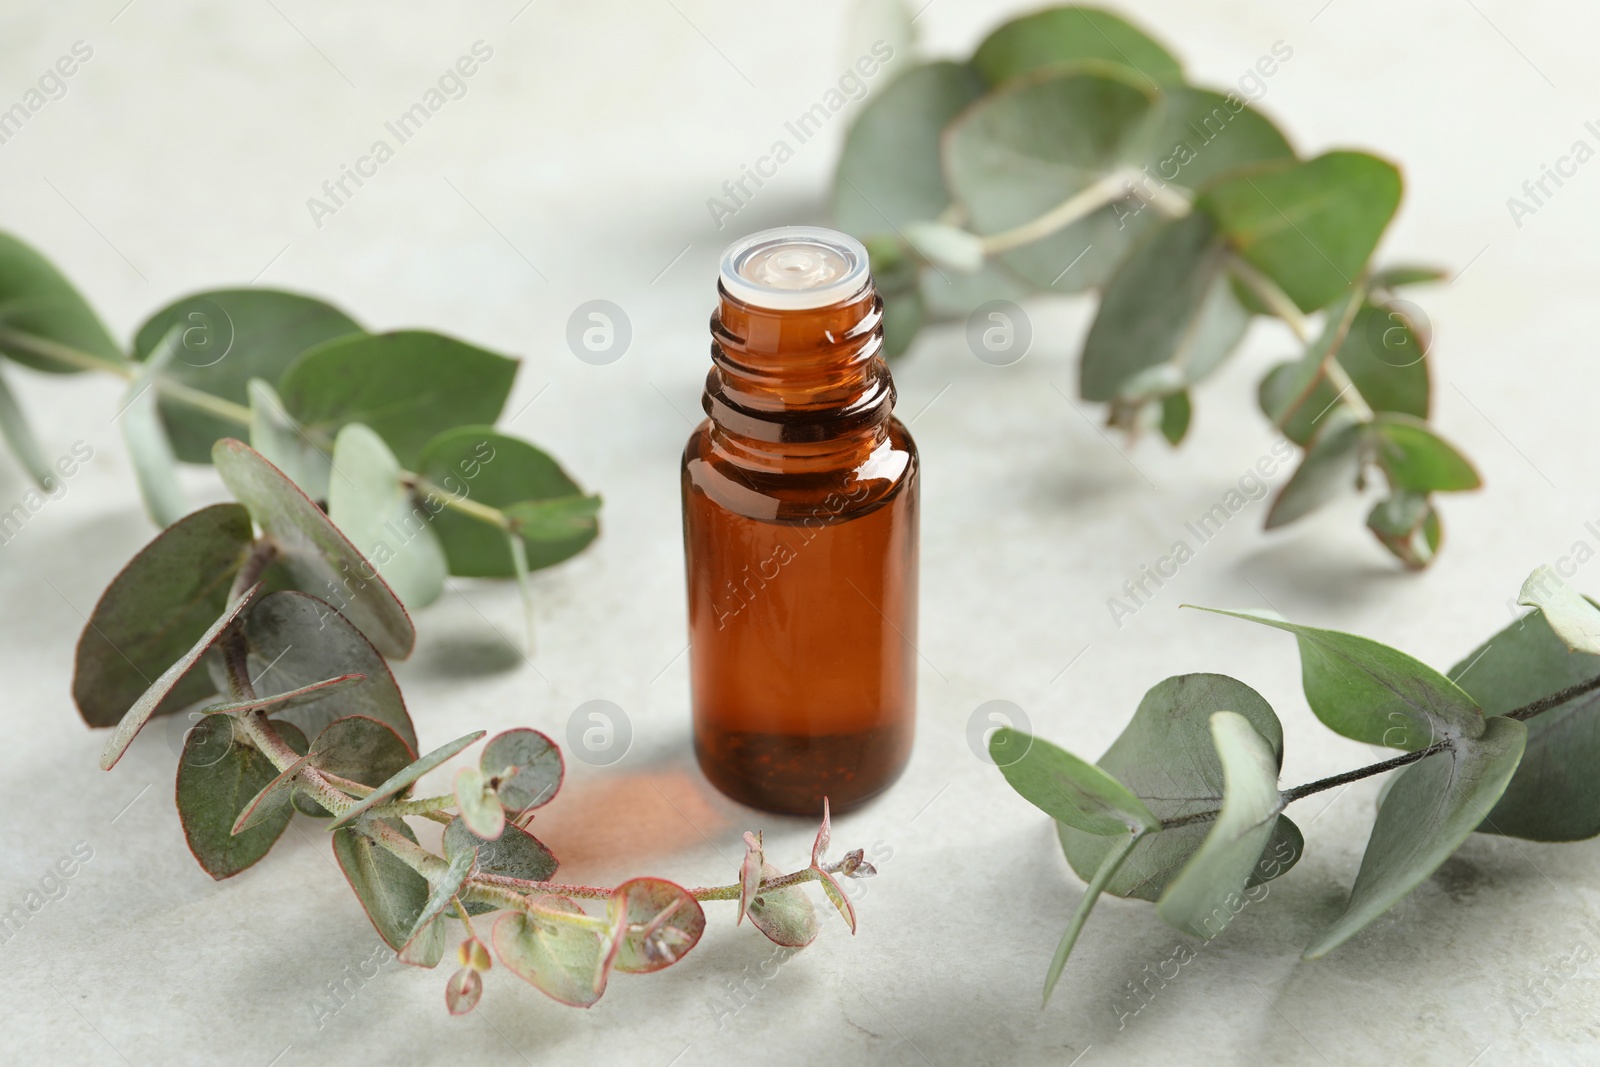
<box><xmin>832</xmin><ymin>5</ymin><xmax>1479</xmax><ymax>568</ymax></box>
<box><xmin>994</xmin><ymin>564</ymin><xmax>1600</xmax><ymax>1006</ymax></box>
<box><xmin>76</xmin><ymin>439</ymin><xmax>873</xmax><ymax>1013</ymax></box>
<box><xmin>0</xmin><ymin>230</ymin><xmax>598</xmax><ymax>633</ymax></box>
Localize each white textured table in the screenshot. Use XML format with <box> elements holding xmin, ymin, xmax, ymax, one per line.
<box><xmin>2</xmin><ymin>2</ymin><xmax>1597</xmax><ymax>1064</ymax></box>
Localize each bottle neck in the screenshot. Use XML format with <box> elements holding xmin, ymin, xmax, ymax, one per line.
<box><xmin>703</xmin><ymin>282</ymin><xmax>892</xmax><ymax>473</ymax></box>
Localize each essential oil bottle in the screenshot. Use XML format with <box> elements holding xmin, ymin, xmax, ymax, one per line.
<box><xmin>681</xmin><ymin>226</ymin><xmax>920</xmax><ymax>815</ymax></box>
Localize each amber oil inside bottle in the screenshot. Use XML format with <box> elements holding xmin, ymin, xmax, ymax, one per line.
<box><xmin>681</xmin><ymin>226</ymin><xmax>919</xmax><ymax>815</ymax></box>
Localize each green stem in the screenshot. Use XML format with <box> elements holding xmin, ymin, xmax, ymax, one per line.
<box><xmin>979</xmin><ymin>169</ymin><xmax>1142</xmax><ymax>256</ymax></box>
<box><xmin>0</xmin><ymin>329</ymin><xmax>134</xmax><ymax>378</ymax></box>
<box><xmin>1162</xmin><ymin>673</ymin><xmax>1600</xmax><ymax>829</ymax></box>
<box><xmin>411</xmin><ymin>475</ymin><xmax>510</xmax><ymax>529</ymax></box>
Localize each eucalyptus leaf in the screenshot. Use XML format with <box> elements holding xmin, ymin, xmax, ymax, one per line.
<box><xmin>1451</xmin><ymin>605</ymin><xmax>1600</xmax><ymax>840</ymax></box>
<box><xmin>970</xmin><ymin>6</ymin><xmax>1182</xmax><ymax>87</ymax></box>
<box><xmin>0</xmin><ymin>365</ymin><xmax>55</xmax><ymax>489</ymax></box>
<box><xmin>493</xmin><ymin>904</ymin><xmax>610</xmax><ymax>1007</ymax></box>
<box><xmin>217</xmin><ymin>590</ymin><xmax>415</xmax><ymax>750</ymax></box>
<box><xmin>454</xmin><ymin>766</ymin><xmax>506</xmax><ymax>841</ymax></box>
<box><xmin>1156</xmin><ymin>712</ymin><xmax>1283</xmax><ymax>940</ymax></box>
<box><xmin>1371</xmin><ymin>414</ymin><xmax>1480</xmax><ymax>493</ymax></box>
<box><xmin>177</xmin><ymin>719</ymin><xmax>307</xmax><ymax>880</ymax></box>
<box><xmin>197</xmin><ymin>673</ymin><xmax>364</xmax><ymax>717</ymax></box>
<box><xmin>1263</xmin><ymin>417</ymin><xmax>1365</xmax><ymax>530</ymax></box>
<box><xmin>1367</xmin><ymin>492</ymin><xmax>1441</xmax><ymax>571</ymax></box>
<box><xmin>248</xmin><ymin>378</ymin><xmax>332</xmax><ymax>501</ymax></box>
<box><xmin>1303</xmin><ymin>717</ymin><xmax>1526</xmax><ymax>958</ymax></box>
<box><xmin>1371</xmin><ymin>265</ymin><xmax>1449</xmax><ymax>289</ymax></box>
<box><xmin>1190</xmin><ymin>607</ymin><xmax>1485</xmax><ymax>750</ymax></box>
<box><xmin>327</xmin><ymin>423</ymin><xmax>448</xmax><ymax>609</ymax></box>
<box><xmin>444</xmin><ymin>817</ymin><xmax>559</xmax><ymax>916</ymax></box>
<box><xmin>1518</xmin><ymin>566</ymin><xmax>1600</xmax><ymax>655</ymax></box>
<box><xmin>503</xmin><ymin>495</ymin><xmax>603</xmax><ymax>544</ymax></box>
<box><xmin>1198</xmin><ymin>151</ymin><xmax>1402</xmax><ymax>312</ymax></box>
<box><xmin>279</xmin><ymin>331</ymin><xmax>517</xmax><ymax>467</ymax></box>
<box><xmin>1338</xmin><ymin>303</ymin><xmax>1430</xmax><ymax>418</ymax></box>
<box><xmin>131</xmin><ymin>289</ymin><xmax>361</xmax><ymax>463</ymax></box>
<box><xmin>327</xmin><ymin>731</ymin><xmax>486</xmax><ymax>829</ymax></box>
<box><xmin>298</xmin><ymin>714</ymin><xmax>418</xmax><ymax>818</ymax></box>
<box><xmin>1159</xmin><ymin>390</ymin><xmax>1191</xmax><ymax>446</ymax></box>
<box><xmin>481</xmin><ymin>728</ymin><xmax>563</xmax><ymax>813</ymax></box>
<box><xmin>1043</xmin><ymin>830</ymin><xmax>1142</xmax><ymax>1008</ymax></box>
<box><xmin>1258</xmin><ymin>360</ymin><xmax>1343</xmax><ymax>448</ymax></box>
<box><xmin>0</xmin><ymin>230</ymin><xmax>121</xmax><ymax>373</ymax></box>
<box><xmin>990</xmin><ymin>727</ymin><xmax>1159</xmax><ymax>835</ymax></box>
<box><xmin>333</xmin><ymin>817</ymin><xmax>430</xmax><ymax>951</ymax></box>
<box><xmin>398</xmin><ymin>846</ymin><xmax>477</xmax><ymax>970</ymax></box>
<box><xmin>882</xmin><ymin>285</ymin><xmax>924</xmax><ymax>358</ymax></box>
<box><xmin>213</xmin><ymin>437</ymin><xmax>415</xmax><ymax>659</ymax></box>
<box><xmin>1057</xmin><ymin>674</ymin><xmax>1297</xmax><ymax>900</ymax></box>
<box><xmin>120</xmin><ymin>327</ymin><xmax>188</xmax><ymax>526</ymax></box>
<box><xmin>231</xmin><ymin>752</ymin><xmax>313</xmax><ymax>835</ymax></box>
<box><xmin>73</xmin><ymin>502</ymin><xmax>253</xmax><ymax>728</ymax></box>
<box><xmin>1080</xmin><ymin>212</ymin><xmax>1248</xmax><ymax>402</ymax></box>
<box><xmin>746</xmin><ymin>861</ymin><xmax>820</xmax><ymax>948</ymax></box>
<box><xmin>943</xmin><ymin>71</ymin><xmax>1292</xmax><ymax>291</ymax></box>
<box><xmin>99</xmin><ymin>580</ymin><xmax>263</xmax><ymax>770</ymax></box>
<box><xmin>832</xmin><ymin>61</ymin><xmax>986</xmax><ymax>240</ymax></box>
<box><xmin>606</xmin><ymin>878</ymin><xmax>706</xmax><ymax>974</ymax></box>
<box><xmin>1255</xmin><ymin>286</ymin><xmax>1364</xmax><ymax>432</ymax></box>
<box><xmin>415</xmin><ymin>427</ymin><xmax>597</xmax><ymax>577</ymax></box>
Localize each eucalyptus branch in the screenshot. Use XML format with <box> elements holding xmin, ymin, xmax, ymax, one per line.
<box><xmin>978</xmin><ymin>168</ymin><xmax>1138</xmax><ymax>255</ymax></box>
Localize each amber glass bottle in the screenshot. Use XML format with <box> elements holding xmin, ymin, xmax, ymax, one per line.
<box><xmin>681</xmin><ymin>226</ymin><xmax>919</xmax><ymax>815</ymax></box>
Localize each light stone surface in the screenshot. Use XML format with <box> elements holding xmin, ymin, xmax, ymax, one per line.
<box><xmin>2</xmin><ymin>1</ymin><xmax>1598</xmax><ymax>1064</ymax></box>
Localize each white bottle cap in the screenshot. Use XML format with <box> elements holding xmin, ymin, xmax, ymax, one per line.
<box><xmin>718</xmin><ymin>226</ymin><xmax>871</xmax><ymax>310</ymax></box>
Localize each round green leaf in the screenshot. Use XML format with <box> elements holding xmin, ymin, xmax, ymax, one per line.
<box><xmin>218</xmin><ymin>590</ymin><xmax>415</xmax><ymax>751</ymax></box>
<box><xmin>1156</xmin><ymin>712</ymin><xmax>1284</xmax><ymax>940</ymax></box>
<box><xmin>1198</xmin><ymin>151</ymin><xmax>1402</xmax><ymax>312</ymax></box>
<box><xmin>746</xmin><ymin>862</ymin><xmax>820</xmax><ymax>948</ymax></box>
<box><xmin>943</xmin><ymin>72</ymin><xmax>1292</xmax><ymax>292</ymax></box>
<box><xmin>1451</xmin><ymin>605</ymin><xmax>1600</xmax><ymax>841</ymax></box>
<box><xmin>833</xmin><ymin>61</ymin><xmax>986</xmax><ymax>240</ymax></box>
<box><xmin>327</xmin><ymin>423</ymin><xmax>448</xmax><ymax>610</ymax></box>
<box><xmin>333</xmin><ymin>817</ymin><xmax>430</xmax><ymax>951</ymax></box>
<box><xmin>1303</xmin><ymin>718</ymin><xmax>1526</xmax><ymax>958</ymax></box>
<box><xmin>213</xmin><ymin>438</ymin><xmax>415</xmax><ymax>659</ymax></box>
<box><xmin>279</xmin><ymin>331</ymin><xmax>517</xmax><ymax>467</ymax></box>
<box><xmin>493</xmin><ymin>903</ymin><xmax>609</xmax><ymax>1008</ymax></box>
<box><xmin>444</xmin><ymin>817</ymin><xmax>559</xmax><ymax>916</ymax></box>
<box><xmin>970</xmin><ymin>7</ymin><xmax>1182</xmax><ymax>87</ymax></box>
<box><xmin>177</xmin><ymin>719</ymin><xmax>307</xmax><ymax>880</ymax></box>
<box><xmin>131</xmin><ymin>289</ymin><xmax>361</xmax><ymax>463</ymax></box>
<box><xmin>606</xmin><ymin>878</ymin><xmax>706</xmax><ymax>974</ymax></box>
<box><xmin>296</xmin><ymin>714</ymin><xmax>418</xmax><ymax>818</ymax></box>
<box><xmin>454</xmin><ymin>766</ymin><xmax>506</xmax><ymax>841</ymax></box>
<box><xmin>1518</xmin><ymin>566</ymin><xmax>1600</xmax><ymax>655</ymax></box>
<box><xmin>1058</xmin><ymin>674</ymin><xmax>1295</xmax><ymax>901</ymax></box>
<box><xmin>0</xmin><ymin>230</ymin><xmax>121</xmax><ymax>374</ymax></box>
<box><xmin>481</xmin><ymin>728</ymin><xmax>563</xmax><ymax>813</ymax></box>
<box><xmin>1367</xmin><ymin>492</ymin><xmax>1442</xmax><ymax>571</ymax></box>
<box><xmin>415</xmin><ymin>427</ymin><xmax>598</xmax><ymax>577</ymax></box>
<box><xmin>73</xmin><ymin>502</ymin><xmax>253</xmax><ymax>728</ymax></box>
